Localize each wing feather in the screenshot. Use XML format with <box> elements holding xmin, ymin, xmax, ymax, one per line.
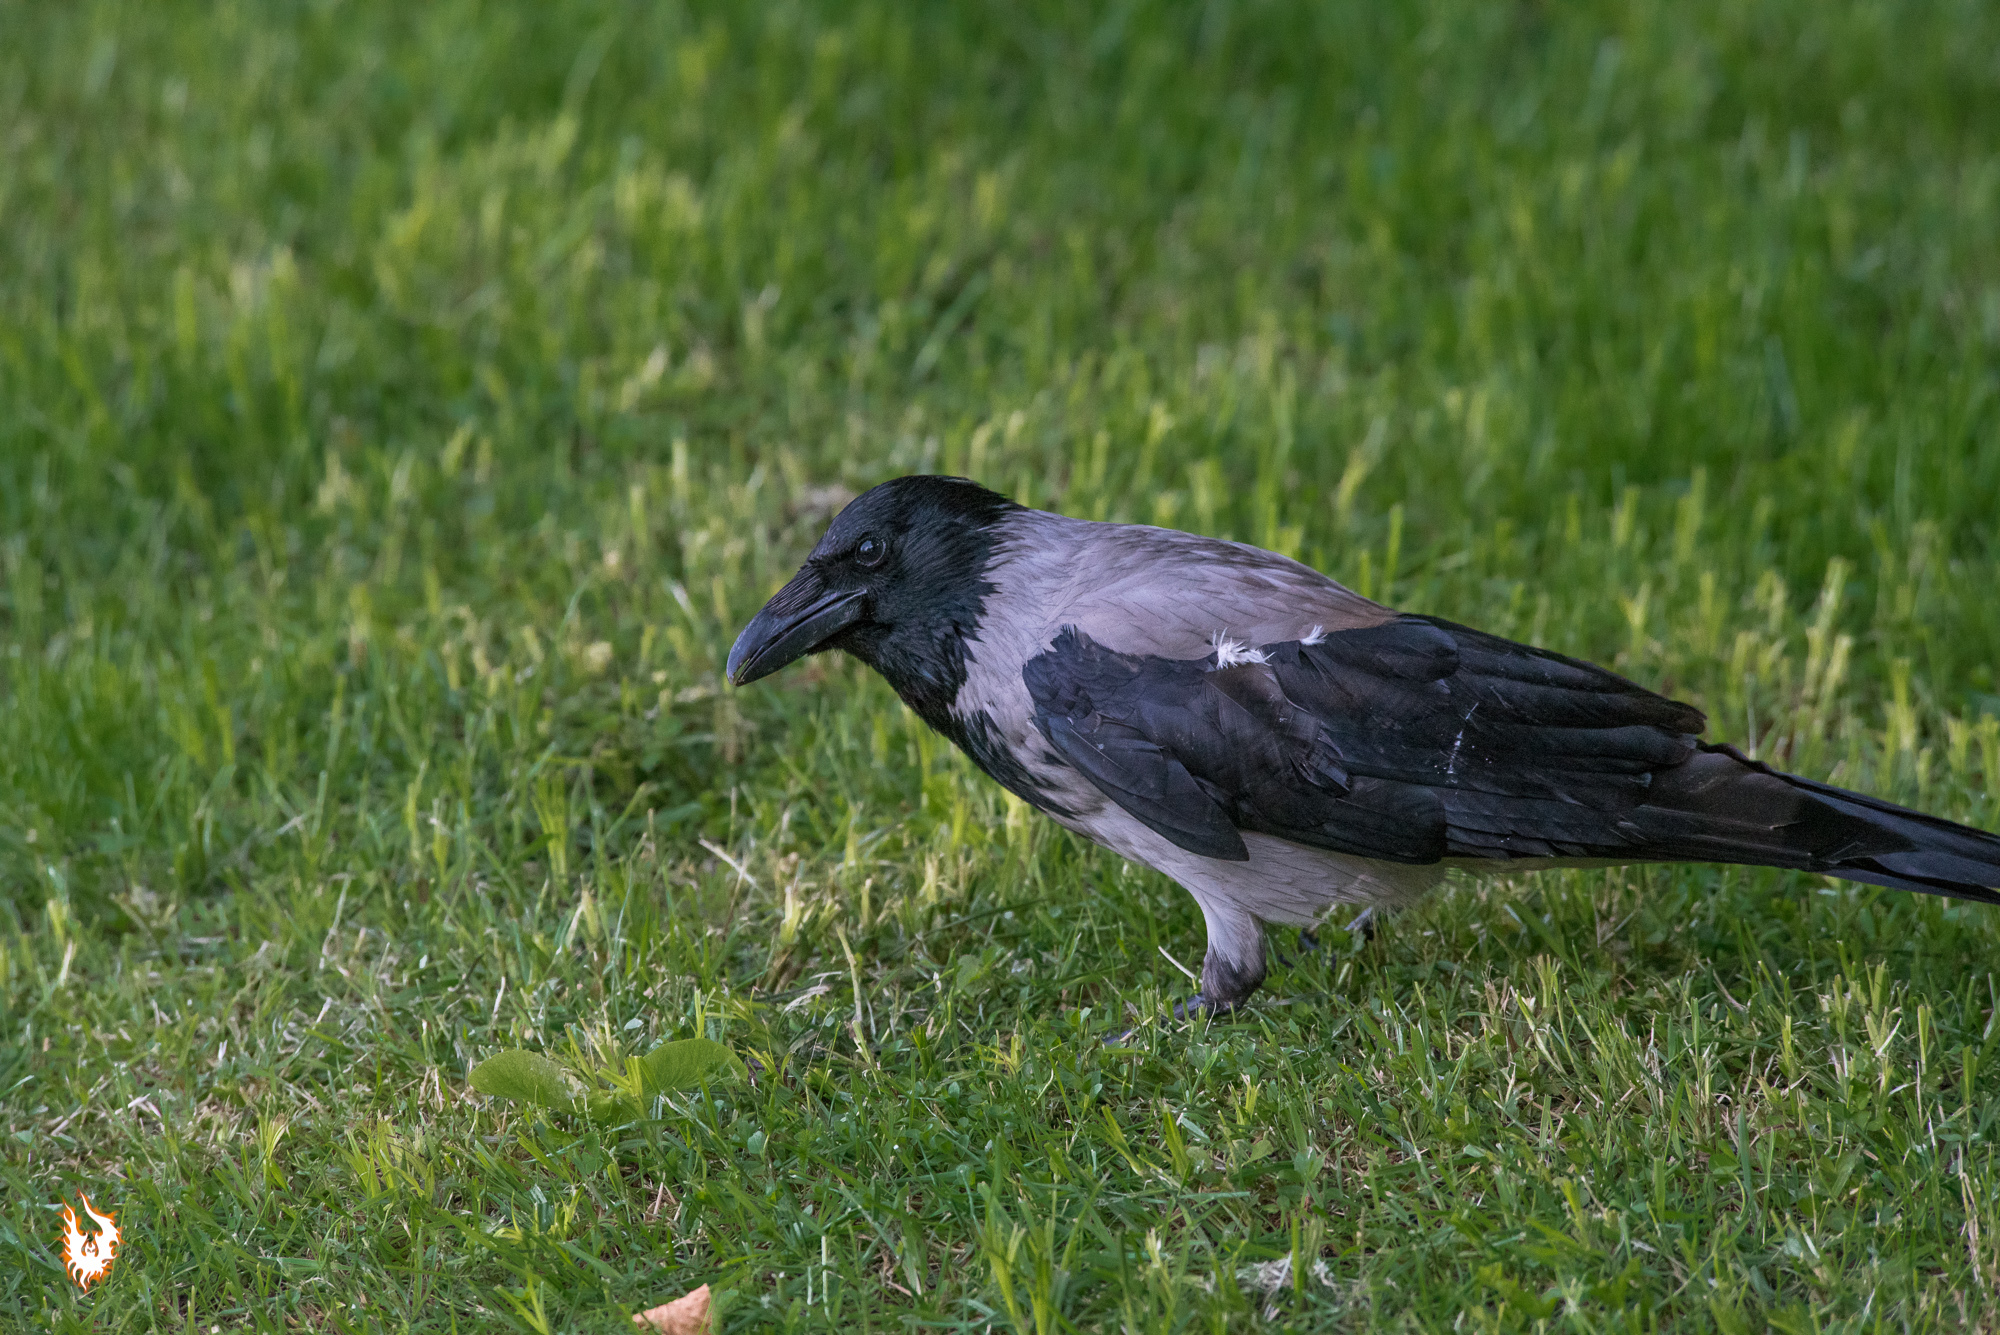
<box><xmin>1024</xmin><ymin>617</ymin><xmax>1704</xmax><ymax>866</ymax></box>
<box><xmin>1041</xmin><ymin>714</ymin><xmax>1249</xmax><ymax>860</ymax></box>
<box><xmin>1019</xmin><ymin>611</ymin><xmax>2000</xmax><ymax>902</ymax></box>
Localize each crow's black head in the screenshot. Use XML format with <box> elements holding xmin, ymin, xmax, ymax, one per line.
<box><xmin>726</xmin><ymin>476</ymin><xmax>1020</xmax><ymax>725</ymax></box>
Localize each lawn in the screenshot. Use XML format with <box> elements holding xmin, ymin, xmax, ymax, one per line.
<box><xmin>7</xmin><ymin>0</ymin><xmax>2000</xmax><ymax>1329</ymax></box>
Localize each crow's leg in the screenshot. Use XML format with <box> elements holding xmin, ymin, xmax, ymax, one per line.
<box><xmin>1145</xmin><ymin>909</ymin><xmax>1380</xmax><ymax>1036</ymax></box>
<box><xmin>1106</xmin><ymin>942</ymin><xmax>1263</xmax><ymax>1043</ymax></box>
<box><xmin>1185</xmin><ymin>896</ymin><xmax>1266</xmax><ymax>1015</ymax></box>
<box><xmin>1105</xmin><ymin>894</ymin><xmax>1272</xmax><ymax>1040</ymax></box>
<box><xmin>1169</xmin><ymin>952</ymin><xmax>1266</xmax><ymax>1020</ymax></box>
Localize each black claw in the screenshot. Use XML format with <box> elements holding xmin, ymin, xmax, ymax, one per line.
<box><xmin>1172</xmin><ymin>994</ymin><xmax>1238</xmax><ymax>1021</ymax></box>
<box><xmin>1105</xmin><ymin>992</ymin><xmax>1234</xmax><ymax>1044</ymax></box>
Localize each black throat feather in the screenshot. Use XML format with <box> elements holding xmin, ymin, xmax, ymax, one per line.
<box><xmin>824</xmin><ymin>480</ymin><xmax>1070</xmax><ymax>814</ymax></box>
<box><xmin>827</xmin><ymin>478</ymin><xmax>1012</xmax><ymax>733</ymax></box>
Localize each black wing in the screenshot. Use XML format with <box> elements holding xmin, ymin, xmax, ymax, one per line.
<box><xmin>1022</xmin><ymin>617</ymin><xmax>2000</xmax><ymax>902</ymax></box>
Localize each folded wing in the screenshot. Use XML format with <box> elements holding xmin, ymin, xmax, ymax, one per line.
<box><xmin>1022</xmin><ymin>617</ymin><xmax>2000</xmax><ymax>903</ymax></box>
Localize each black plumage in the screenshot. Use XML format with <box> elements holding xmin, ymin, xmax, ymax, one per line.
<box><xmin>1024</xmin><ymin>617</ymin><xmax>2000</xmax><ymax>904</ymax></box>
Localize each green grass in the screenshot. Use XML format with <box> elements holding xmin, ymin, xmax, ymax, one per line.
<box><xmin>7</xmin><ymin>0</ymin><xmax>2000</xmax><ymax>1328</ymax></box>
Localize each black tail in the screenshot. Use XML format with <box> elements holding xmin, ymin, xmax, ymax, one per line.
<box><xmin>1631</xmin><ymin>743</ymin><xmax>2000</xmax><ymax>905</ymax></box>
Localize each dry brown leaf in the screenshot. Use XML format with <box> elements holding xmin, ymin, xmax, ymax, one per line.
<box><xmin>632</xmin><ymin>1284</ymin><xmax>711</xmax><ymax>1334</ymax></box>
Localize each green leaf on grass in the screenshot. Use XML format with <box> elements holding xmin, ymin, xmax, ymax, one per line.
<box><xmin>469</xmin><ymin>1041</ymin><xmax>740</xmax><ymax>1120</ymax></box>
<box><xmin>638</xmin><ymin>1038</ymin><xmax>747</xmax><ymax>1096</ymax></box>
<box><xmin>586</xmin><ymin>1091</ymin><xmax>642</xmax><ymax>1124</ymax></box>
<box><xmin>470</xmin><ymin>1050</ymin><xmax>579</xmax><ymax>1111</ymax></box>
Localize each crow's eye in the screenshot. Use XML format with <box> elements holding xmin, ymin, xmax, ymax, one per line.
<box><xmin>855</xmin><ymin>537</ymin><xmax>886</xmax><ymax>568</ymax></box>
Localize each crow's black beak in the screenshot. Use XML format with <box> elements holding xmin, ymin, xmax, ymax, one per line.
<box><xmin>726</xmin><ymin>572</ymin><xmax>867</xmax><ymax>686</ymax></box>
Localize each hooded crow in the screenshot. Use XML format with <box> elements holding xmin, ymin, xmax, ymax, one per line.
<box><xmin>727</xmin><ymin>475</ymin><xmax>2000</xmax><ymax>1013</ymax></box>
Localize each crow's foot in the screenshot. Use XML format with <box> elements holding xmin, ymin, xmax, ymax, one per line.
<box><xmin>1171</xmin><ymin>993</ymin><xmax>1240</xmax><ymax>1022</ymax></box>
<box><xmin>1103</xmin><ymin>992</ymin><xmax>1239</xmax><ymax>1045</ymax></box>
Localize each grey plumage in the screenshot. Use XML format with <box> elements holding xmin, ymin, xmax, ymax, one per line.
<box><xmin>727</xmin><ymin>476</ymin><xmax>2000</xmax><ymax>1014</ymax></box>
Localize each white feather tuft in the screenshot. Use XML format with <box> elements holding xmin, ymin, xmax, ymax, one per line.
<box><xmin>1210</xmin><ymin>631</ymin><xmax>1269</xmax><ymax>668</ymax></box>
<box><xmin>1300</xmin><ymin>625</ymin><xmax>1327</xmax><ymax>646</ymax></box>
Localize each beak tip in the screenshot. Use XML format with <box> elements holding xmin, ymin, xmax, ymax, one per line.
<box><xmin>723</xmin><ymin>637</ymin><xmax>752</xmax><ymax>688</ymax></box>
<box><xmin>722</xmin><ymin>583</ymin><xmax>862</xmax><ymax>690</ymax></box>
